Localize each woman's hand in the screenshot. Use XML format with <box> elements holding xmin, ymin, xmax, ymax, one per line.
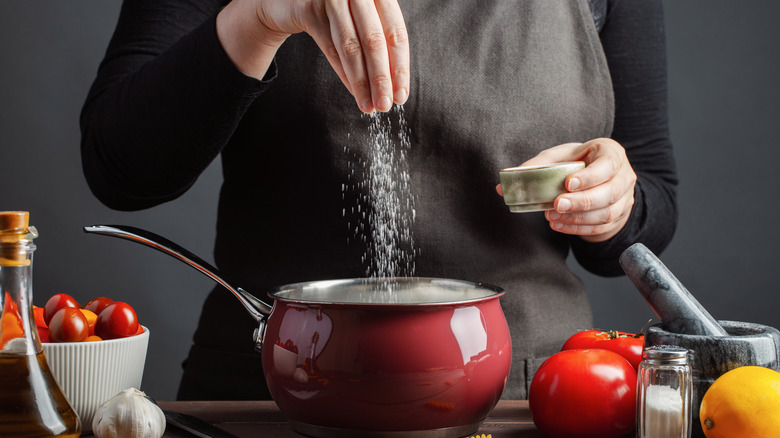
<box><xmin>499</xmin><ymin>139</ymin><xmax>637</xmax><ymax>242</ymax></box>
<box><xmin>217</xmin><ymin>0</ymin><xmax>410</xmax><ymax>114</ymax></box>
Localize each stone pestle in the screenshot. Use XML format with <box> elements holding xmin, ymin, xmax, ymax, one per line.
<box><xmin>619</xmin><ymin>243</ymin><xmax>728</xmax><ymax>337</ymax></box>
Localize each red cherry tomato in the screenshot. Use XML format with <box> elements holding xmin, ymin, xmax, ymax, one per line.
<box><xmin>84</xmin><ymin>297</ymin><xmax>114</xmax><ymax>315</ymax></box>
<box><xmin>529</xmin><ymin>349</ymin><xmax>637</xmax><ymax>438</ymax></box>
<box><xmin>43</xmin><ymin>293</ymin><xmax>81</xmax><ymax>326</ymax></box>
<box><xmin>95</xmin><ymin>302</ymin><xmax>139</xmax><ymax>339</ymax></box>
<box><xmin>561</xmin><ymin>329</ymin><xmax>645</xmax><ymax>371</ymax></box>
<box><xmin>48</xmin><ymin>308</ymin><xmax>89</xmax><ymax>343</ymax></box>
<box><xmin>37</xmin><ymin>326</ymin><xmax>50</xmax><ymax>343</ymax></box>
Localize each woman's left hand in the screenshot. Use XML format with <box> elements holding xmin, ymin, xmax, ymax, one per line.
<box><xmin>499</xmin><ymin>138</ymin><xmax>637</xmax><ymax>242</ymax></box>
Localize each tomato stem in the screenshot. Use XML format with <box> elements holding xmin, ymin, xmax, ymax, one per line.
<box><xmin>600</xmin><ymin>329</ymin><xmax>645</xmax><ymax>340</ymax></box>
<box><xmin>704</xmin><ymin>418</ymin><xmax>714</xmax><ymax>430</ymax></box>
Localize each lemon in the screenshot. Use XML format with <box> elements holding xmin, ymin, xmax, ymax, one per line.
<box><xmin>699</xmin><ymin>365</ymin><xmax>780</xmax><ymax>438</ymax></box>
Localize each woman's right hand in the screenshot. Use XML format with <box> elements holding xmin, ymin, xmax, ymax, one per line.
<box><xmin>217</xmin><ymin>0</ymin><xmax>410</xmax><ymax>113</ymax></box>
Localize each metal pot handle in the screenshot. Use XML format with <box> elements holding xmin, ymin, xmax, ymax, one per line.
<box><xmin>83</xmin><ymin>225</ymin><xmax>273</xmax><ymax>325</ymax></box>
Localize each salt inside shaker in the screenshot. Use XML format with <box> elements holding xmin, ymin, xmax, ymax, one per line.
<box><xmin>637</xmin><ymin>346</ymin><xmax>692</xmax><ymax>438</ymax></box>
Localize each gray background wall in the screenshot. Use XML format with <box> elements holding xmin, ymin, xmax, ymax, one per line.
<box><xmin>2</xmin><ymin>1</ymin><xmax>778</xmax><ymax>401</ymax></box>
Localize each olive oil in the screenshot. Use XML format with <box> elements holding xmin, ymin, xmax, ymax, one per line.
<box><xmin>0</xmin><ymin>352</ymin><xmax>81</xmax><ymax>437</ymax></box>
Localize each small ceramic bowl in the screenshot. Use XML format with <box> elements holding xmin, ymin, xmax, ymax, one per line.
<box><xmin>499</xmin><ymin>161</ymin><xmax>585</xmax><ymax>212</ymax></box>
<box><xmin>42</xmin><ymin>327</ymin><xmax>149</xmax><ymax>432</ymax></box>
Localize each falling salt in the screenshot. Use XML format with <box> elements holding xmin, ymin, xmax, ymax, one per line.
<box><xmin>365</xmin><ymin>106</ymin><xmax>417</xmax><ymax>280</ymax></box>
<box><xmin>342</xmin><ymin>105</ymin><xmax>417</xmax><ymax>293</ymax></box>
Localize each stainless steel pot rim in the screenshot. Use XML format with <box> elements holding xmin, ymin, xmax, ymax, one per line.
<box><xmin>268</xmin><ymin>277</ymin><xmax>505</xmax><ymax>307</ymax></box>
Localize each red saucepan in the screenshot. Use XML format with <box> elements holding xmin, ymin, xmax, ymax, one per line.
<box><xmin>84</xmin><ymin>225</ymin><xmax>512</xmax><ymax>438</ymax></box>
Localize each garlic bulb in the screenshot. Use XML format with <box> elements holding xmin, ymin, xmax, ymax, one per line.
<box><xmin>92</xmin><ymin>388</ymin><xmax>166</xmax><ymax>438</ymax></box>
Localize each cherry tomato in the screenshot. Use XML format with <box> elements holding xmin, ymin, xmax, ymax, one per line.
<box><xmin>84</xmin><ymin>297</ymin><xmax>114</xmax><ymax>315</ymax></box>
<box><xmin>95</xmin><ymin>302</ymin><xmax>139</xmax><ymax>339</ymax></box>
<box><xmin>529</xmin><ymin>349</ymin><xmax>637</xmax><ymax>438</ymax></box>
<box><xmin>43</xmin><ymin>293</ymin><xmax>80</xmax><ymax>326</ymax></box>
<box><xmin>561</xmin><ymin>329</ymin><xmax>645</xmax><ymax>371</ymax></box>
<box><xmin>84</xmin><ymin>335</ymin><xmax>102</xmax><ymax>342</ymax></box>
<box><xmin>48</xmin><ymin>308</ymin><xmax>89</xmax><ymax>342</ymax></box>
<box><xmin>37</xmin><ymin>326</ymin><xmax>50</xmax><ymax>343</ymax></box>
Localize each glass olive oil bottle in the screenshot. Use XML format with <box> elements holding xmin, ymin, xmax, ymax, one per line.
<box><xmin>0</xmin><ymin>211</ymin><xmax>80</xmax><ymax>437</ymax></box>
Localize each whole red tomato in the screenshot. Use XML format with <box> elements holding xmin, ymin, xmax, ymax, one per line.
<box><xmin>561</xmin><ymin>329</ymin><xmax>644</xmax><ymax>371</ymax></box>
<box><xmin>529</xmin><ymin>349</ymin><xmax>637</xmax><ymax>438</ymax></box>
<box><xmin>84</xmin><ymin>296</ymin><xmax>114</xmax><ymax>315</ymax></box>
<box><xmin>48</xmin><ymin>308</ymin><xmax>89</xmax><ymax>342</ymax></box>
<box><xmin>95</xmin><ymin>302</ymin><xmax>139</xmax><ymax>339</ymax></box>
<box><xmin>43</xmin><ymin>293</ymin><xmax>81</xmax><ymax>326</ymax></box>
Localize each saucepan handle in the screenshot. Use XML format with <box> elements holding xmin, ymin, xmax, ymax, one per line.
<box><xmin>83</xmin><ymin>225</ymin><xmax>273</xmax><ymax>326</ymax></box>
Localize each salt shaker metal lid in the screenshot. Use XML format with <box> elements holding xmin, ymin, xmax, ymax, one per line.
<box><xmin>642</xmin><ymin>346</ymin><xmax>689</xmax><ymax>365</ymax></box>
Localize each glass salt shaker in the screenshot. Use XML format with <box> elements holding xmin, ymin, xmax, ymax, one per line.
<box><xmin>636</xmin><ymin>346</ymin><xmax>692</xmax><ymax>438</ymax></box>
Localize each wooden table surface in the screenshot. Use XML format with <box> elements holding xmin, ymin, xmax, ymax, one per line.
<box><xmin>147</xmin><ymin>400</ymin><xmax>544</xmax><ymax>438</ymax></box>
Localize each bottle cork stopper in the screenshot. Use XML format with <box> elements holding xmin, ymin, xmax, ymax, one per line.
<box><xmin>0</xmin><ymin>211</ymin><xmax>30</xmax><ymax>233</ymax></box>
<box><xmin>0</xmin><ymin>211</ymin><xmax>32</xmax><ymax>266</ymax></box>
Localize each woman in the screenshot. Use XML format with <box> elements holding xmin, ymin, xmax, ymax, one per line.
<box><xmin>81</xmin><ymin>0</ymin><xmax>677</xmax><ymax>400</ymax></box>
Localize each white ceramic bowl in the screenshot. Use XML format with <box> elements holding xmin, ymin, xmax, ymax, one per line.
<box><xmin>42</xmin><ymin>327</ymin><xmax>149</xmax><ymax>432</ymax></box>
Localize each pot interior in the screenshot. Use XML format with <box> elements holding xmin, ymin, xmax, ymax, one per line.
<box><xmin>269</xmin><ymin>277</ymin><xmax>503</xmax><ymax>306</ymax></box>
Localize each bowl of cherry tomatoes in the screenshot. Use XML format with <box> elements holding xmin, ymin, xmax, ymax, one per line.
<box><xmin>36</xmin><ymin>293</ymin><xmax>149</xmax><ymax>432</ymax></box>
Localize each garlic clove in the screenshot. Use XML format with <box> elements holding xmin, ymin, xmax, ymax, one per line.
<box><xmin>92</xmin><ymin>387</ymin><xmax>166</xmax><ymax>438</ymax></box>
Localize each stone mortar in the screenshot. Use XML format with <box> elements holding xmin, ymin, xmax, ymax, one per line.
<box><xmin>645</xmin><ymin>320</ymin><xmax>780</xmax><ymax>438</ymax></box>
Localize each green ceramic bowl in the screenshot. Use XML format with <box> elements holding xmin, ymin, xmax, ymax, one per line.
<box><xmin>499</xmin><ymin>161</ymin><xmax>585</xmax><ymax>213</ymax></box>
